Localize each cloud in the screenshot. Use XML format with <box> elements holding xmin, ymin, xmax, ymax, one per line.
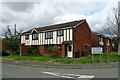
<box><xmin>2</xmin><ymin>2</ymin><xmax>36</xmax><ymax>12</ymax></box>
<box><xmin>0</xmin><ymin>0</ymin><xmax>119</xmax><ymax>37</ymax></box>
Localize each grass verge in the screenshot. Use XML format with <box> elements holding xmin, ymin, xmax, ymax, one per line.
<box><xmin>2</xmin><ymin>52</ymin><xmax>119</xmax><ymax>64</ymax></box>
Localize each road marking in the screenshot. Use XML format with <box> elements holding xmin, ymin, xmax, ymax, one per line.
<box><xmin>43</xmin><ymin>72</ymin><xmax>73</xmax><ymax>78</ymax></box>
<box><xmin>78</xmin><ymin>75</ymin><xmax>94</xmax><ymax>78</ymax></box>
<box><xmin>42</xmin><ymin>71</ymin><xmax>94</xmax><ymax>79</ymax></box>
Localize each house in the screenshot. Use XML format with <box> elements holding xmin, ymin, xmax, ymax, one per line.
<box><xmin>91</xmin><ymin>32</ymin><xmax>113</xmax><ymax>53</ymax></box>
<box><xmin>0</xmin><ymin>38</ymin><xmax>9</xmax><ymax>56</ymax></box>
<box><xmin>20</xmin><ymin>19</ymin><xmax>92</xmax><ymax>58</ymax></box>
<box><xmin>0</xmin><ymin>39</ymin><xmax>6</xmax><ymax>53</ymax></box>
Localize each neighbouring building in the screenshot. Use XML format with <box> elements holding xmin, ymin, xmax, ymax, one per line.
<box><xmin>91</xmin><ymin>32</ymin><xmax>113</xmax><ymax>53</ymax></box>
<box><xmin>0</xmin><ymin>39</ymin><xmax>6</xmax><ymax>53</ymax></box>
<box><xmin>20</xmin><ymin>19</ymin><xmax>92</xmax><ymax>58</ymax></box>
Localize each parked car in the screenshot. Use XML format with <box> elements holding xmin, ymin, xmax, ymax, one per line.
<box><xmin>0</xmin><ymin>51</ymin><xmax>10</xmax><ymax>56</ymax></box>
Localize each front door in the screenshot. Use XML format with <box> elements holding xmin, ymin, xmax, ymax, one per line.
<box><xmin>67</xmin><ymin>45</ymin><xmax>73</xmax><ymax>58</ymax></box>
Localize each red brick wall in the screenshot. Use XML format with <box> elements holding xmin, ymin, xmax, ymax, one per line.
<box><xmin>73</xmin><ymin>21</ymin><xmax>92</xmax><ymax>58</ymax></box>
<box><xmin>109</xmin><ymin>39</ymin><xmax>113</xmax><ymax>52</ymax></box>
<box><xmin>39</xmin><ymin>45</ymin><xmax>44</xmax><ymax>55</ymax></box>
<box><xmin>91</xmin><ymin>33</ymin><xmax>99</xmax><ymax>47</ymax></box>
<box><xmin>103</xmin><ymin>37</ymin><xmax>107</xmax><ymax>53</ymax></box>
<box><xmin>39</xmin><ymin>44</ymin><xmax>65</xmax><ymax>58</ymax></box>
<box><xmin>61</xmin><ymin>43</ymin><xmax>65</xmax><ymax>58</ymax></box>
<box><xmin>20</xmin><ymin>43</ymin><xmax>25</xmax><ymax>55</ymax></box>
<box><xmin>0</xmin><ymin>40</ymin><xmax>6</xmax><ymax>52</ymax></box>
<box><xmin>39</xmin><ymin>45</ymin><xmax>50</xmax><ymax>57</ymax></box>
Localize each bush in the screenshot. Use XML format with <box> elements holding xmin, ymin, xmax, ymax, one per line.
<box><xmin>48</xmin><ymin>45</ymin><xmax>55</xmax><ymax>54</ymax></box>
<box><xmin>26</xmin><ymin>46</ymin><xmax>36</xmax><ymax>55</ymax></box>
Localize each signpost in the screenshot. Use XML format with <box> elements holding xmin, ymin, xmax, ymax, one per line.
<box><xmin>91</xmin><ymin>47</ymin><xmax>103</xmax><ymax>62</ymax></box>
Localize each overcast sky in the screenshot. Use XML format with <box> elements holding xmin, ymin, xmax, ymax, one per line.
<box><xmin>0</xmin><ymin>0</ymin><xmax>119</xmax><ymax>37</ymax></box>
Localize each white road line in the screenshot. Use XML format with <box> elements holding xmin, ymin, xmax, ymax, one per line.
<box><xmin>64</xmin><ymin>73</ymin><xmax>94</xmax><ymax>78</ymax></box>
<box><xmin>42</xmin><ymin>71</ymin><xmax>94</xmax><ymax>79</ymax></box>
<box><xmin>78</xmin><ymin>75</ymin><xmax>94</xmax><ymax>78</ymax></box>
<box><xmin>43</xmin><ymin>72</ymin><xmax>73</xmax><ymax>78</ymax></box>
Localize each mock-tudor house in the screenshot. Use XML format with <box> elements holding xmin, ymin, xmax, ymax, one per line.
<box><xmin>91</xmin><ymin>32</ymin><xmax>113</xmax><ymax>53</ymax></box>
<box><xmin>20</xmin><ymin>19</ymin><xmax>92</xmax><ymax>58</ymax></box>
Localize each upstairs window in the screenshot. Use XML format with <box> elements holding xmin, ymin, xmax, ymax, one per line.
<box><xmin>25</xmin><ymin>34</ymin><xmax>29</xmax><ymax>40</ymax></box>
<box><xmin>45</xmin><ymin>31</ymin><xmax>53</xmax><ymax>39</ymax></box>
<box><xmin>32</xmin><ymin>30</ymin><xmax>38</xmax><ymax>40</ymax></box>
<box><xmin>57</xmin><ymin>30</ymin><xmax>63</xmax><ymax>36</ymax></box>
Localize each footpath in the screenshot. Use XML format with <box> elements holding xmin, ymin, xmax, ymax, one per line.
<box><xmin>2</xmin><ymin>58</ymin><xmax>118</xmax><ymax>69</ymax></box>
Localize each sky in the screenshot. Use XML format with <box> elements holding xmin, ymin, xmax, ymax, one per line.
<box><xmin>0</xmin><ymin>0</ymin><xmax>119</xmax><ymax>37</ymax></box>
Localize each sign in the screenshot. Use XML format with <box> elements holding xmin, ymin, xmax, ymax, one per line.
<box><xmin>91</xmin><ymin>47</ymin><xmax>103</xmax><ymax>54</ymax></box>
<box><xmin>91</xmin><ymin>47</ymin><xmax>103</xmax><ymax>63</ymax></box>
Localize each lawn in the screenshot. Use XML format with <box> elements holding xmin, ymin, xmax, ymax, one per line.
<box><xmin>2</xmin><ymin>52</ymin><xmax>119</xmax><ymax>64</ymax></box>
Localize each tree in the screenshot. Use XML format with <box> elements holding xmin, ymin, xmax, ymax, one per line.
<box><xmin>104</xmin><ymin>2</ymin><xmax>120</xmax><ymax>55</ymax></box>
<box><xmin>3</xmin><ymin>24</ymin><xmax>22</xmax><ymax>55</ymax></box>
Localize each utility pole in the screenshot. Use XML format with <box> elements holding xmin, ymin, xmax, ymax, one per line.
<box><xmin>118</xmin><ymin>1</ymin><xmax>120</xmax><ymax>55</ymax></box>
<box><xmin>14</xmin><ymin>24</ymin><xmax>16</xmax><ymax>36</ymax></box>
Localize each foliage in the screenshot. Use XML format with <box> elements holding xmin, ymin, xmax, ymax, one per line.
<box><xmin>25</xmin><ymin>46</ymin><xmax>38</xmax><ymax>55</ymax></box>
<box><xmin>48</xmin><ymin>45</ymin><xmax>55</xmax><ymax>54</ymax></box>
<box><xmin>2</xmin><ymin>24</ymin><xmax>22</xmax><ymax>55</ymax></box>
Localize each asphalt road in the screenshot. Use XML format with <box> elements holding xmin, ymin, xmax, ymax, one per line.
<box><xmin>2</xmin><ymin>63</ymin><xmax>118</xmax><ymax>79</ymax></box>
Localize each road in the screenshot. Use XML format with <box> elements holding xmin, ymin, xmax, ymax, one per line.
<box><xmin>2</xmin><ymin>63</ymin><xmax>118</xmax><ymax>79</ymax></box>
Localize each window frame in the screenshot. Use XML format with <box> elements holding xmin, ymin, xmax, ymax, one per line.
<box><xmin>57</xmin><ymin>29</ymin><xmax>64</xmax><ymax>36</ymax></box>
<box><xmin>32</xmin><ymin>30</ymin><xmax>38</xmax><ymax>40</ymax></box>
<box><xmin>25</xmin><ymin>34</ymin><xmax>29</xmax><ymax>40</ymax></box>
<box><xmin>45</xmin><ymin>31</ymin><xmax>53</xmax><ymax>39</ymax></box>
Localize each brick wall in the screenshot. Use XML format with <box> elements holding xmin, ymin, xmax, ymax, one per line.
<box><xmin>20</xmin><ymin>43</ymin><xmax>25</xmax><ymax>55</ymax></box>
<box><xmin>91</xmin><ymin>33</ymin><xmax>99</xmax><ymax>47</ymax></box>
<box><xmin>39</xmin><ymin>44</ymin><xmax>65</xmax><ymax>58</ymax></box>
<box><xmin>109</xmin><ymin>39</ymin><xmax>113</xmax><ymax>52</ymax></box>
<box><xmin>73</xmin><ymin>20</ymin><xmax>92</xmax><ymax>58</ymax></box>
<box><xmin>103</xmin><ymin>37</ymin><xmax>107</xmax><ymax>53</ymax></box>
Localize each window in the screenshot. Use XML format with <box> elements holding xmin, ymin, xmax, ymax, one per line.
<box><xmin>32</xmin><ymin>30</ymin><xmax>38</xmax><ymax>40</ymax></box>
<box><xmin>57</xmin><ymin>44</ymin><xmax>62</xmax><ymax>50</ymax></box>
<box><xmin>57</xmin><ymin>30</ymin><xmax>63</xmax><ymax>36</ymax></box>
<box><xmin>45</xmin><ymin>45</ymin><xmax>49</xmax><ymax>52</ymax></box>
<box><xmin>45</xmin><ymin>31</ymin><xmax>53</xmax><ymax>39</ymax></box>
<box><xmin>25</xmin><ymin>34</ymin><xmax>29</xmax><ymax>40</ymax></box>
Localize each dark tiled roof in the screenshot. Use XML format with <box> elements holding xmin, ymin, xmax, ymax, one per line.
<box><xmin>92</xmin><ymin>31</ymin><xmax>111</xmax><ymax>39</ymax></box>
<box><xmin>22</xmin><ymin>19</ymin><xmax>85</xmax><ymax>34</ymax></box>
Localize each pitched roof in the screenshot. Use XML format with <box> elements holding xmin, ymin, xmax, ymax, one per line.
<box><xmin>92</xmin><ymin>31</ymin><xmax>112</xmax><ymax>39</ymax></box>
<box><xmin>22</xmin><ymin>19</ymin><xmax>85</xmax><ymax>34</ymax></box>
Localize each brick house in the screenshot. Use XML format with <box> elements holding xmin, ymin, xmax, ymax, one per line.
<box><xmin>91</xmin><ymin>32</ymin><xmax>113</xmax><ymax>53</ymax></box>
<box><xmin>0</xmin><ymin>39</ymin><xmax>6</xmax><ymax>53</ymax></box>
<box><xmin>20</xmin><ymin>19</ymin><xmax>92</xmax><ymax>58</ymax></box>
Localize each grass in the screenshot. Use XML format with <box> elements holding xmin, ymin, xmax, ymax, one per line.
<box><xmin>55</xmin><ymin>52</ymin><xmax>118</xmax><ymax>64</ymax></box>
<box><xmin>2</xmin><ymin>52</ymin><xmax>119</xmax><ymax>64</ymax></box>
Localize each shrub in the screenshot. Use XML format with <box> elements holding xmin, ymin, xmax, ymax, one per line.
<box><xmin>25</xmin><ymin>46</ymin><xmax>36</xmax><ymax>55</ymax></box>
<box><xmin>48</xmin><ymin>45</ymin><xmax>55</xmax><ymax>54</ymax></box>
